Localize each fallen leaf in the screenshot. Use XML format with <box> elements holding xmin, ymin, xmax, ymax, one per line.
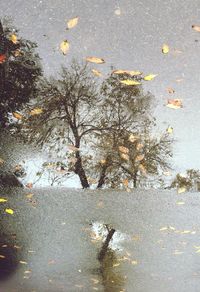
<box><xmin>123</xmin><ymin>179</ymin><xmax>129</xmax><ymax>187</ymax></box>
<box><xmin>166</xmin><ymin>99</ymin><xmax>183</xmax><ymax>109</ymax></box>
<box><xmin>112</xmin><ymin>70</ymin><xmax>142</xmax><ymax>76</ymax></box>
<box><xmin>60</xmin><ymin>40</ymin><xmax>70</xmax><ymax>55</ymax></box>
<box><xmin>10</xmin><ymin>34</ymin><xmax>18</xmax><ymax>44</ymax></box>
<box><xmin>176</xmin><ymin>201</ymin><xmax>185</xmax><ymax>205</ymax></box>
<box><xmin>0</xmin><ymin>54</ymin><xmax>6</xmax><ymax>64</ymax></box>
<box><xmin>162</xmin><ymin>44</ymin><xmax>169</xmax><ymax>54</ymax></box>
<box><xmin>135</xmin><ymin>154</ymin><xmax>145</xmax><ymax>162</ymax></box>
<box><xmin>91</xmin><ymin>69</ymin><xmax>102</xmax><ymax>77</ymax></box>
<box><xmin>178</xmin><ymin>187</ymin><xmax>186</xmax><ymax>194</ymax></box>
<box><xmin>160</xmin><ymin>227</ymin><xmax>168</xmax><ymax>231</ymax></box>
<box><xmin>26</xmin><ymin>183</ymin><xmax>33</xmax><ymax>189</ymax></box>
<box><xmin>19</xmin><ymin>260</ymin><xmax>27</xmax><ymax>264</ymax></box>
<box><xmin>167</xmin><ymin>87</ymin><xmax>175</xmax><ymax>94</ymax></box>
<box><xmin>86</xmin><ymin>57</ymin><xmax>105</xmax><ymax>64</ymax></box>
<box><xmin>143</xmin><ymin>74</ymin><xmax>157</xmax><ymax>81</ymax></box>
<box><xmin>114</xmin><ymin>7</ymin><xmax>121</xmax><ymax>15</ymax></box>
<box><xmin>118</xmin><ymin>146</ymin><xmax>129</xmax><ymax>154</ymax></box>
<box><xmin>129</xmin><ymin>134</ymin><xmax>139</xmax><ymax>142</ymax></box>
<box><xmin>167</xmin><ymin>126</ymin><xmax>173</xmax><ymax>134</ymax></box>
<box><xmin>0</xmin><ymin>198</ymin><xmax>7</xmax><ymax>203</ymax></box>
<box><xmin>67</xmin><ymin>144</ymin><xmax>79</xmax><ymax>151</ymax></box>
<box><xmin>120</xmin><ymin>79</ymin><xmax>141</xmax><ymax>86</ymax></box>
<box><xmin>29</xmin><ymin>108</ymin><xmax>43</xmax><ymax>116</ymax></box>
<box><xmin>120</xmin><ymin>153</ymin><xmax>129</xmax><ymax>161</ymax></box>
<box><xmin>67</xmin><ymin>17</ymin><xmax>79</xmax><ymax>29</ymax></box>
<box><xmin>192</xmin><ymin>25</ymin><xmax>200</xmax><ymax>32</ymax></box>
<box><xmin>13</xmin><ymin>112</ymin><xmax>23</xmax><ymax>120</ymax></box>
<box><xmin>5</xmin><ymin>209</ymin><xmax>14</xmax><ymax>215</ymax></box>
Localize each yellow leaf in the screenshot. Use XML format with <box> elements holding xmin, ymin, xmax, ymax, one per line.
<box><xmin>160</xmin><ymin>227</ymin><xmax>168</xmax><ymax>231</ymax></box>
<box><xmin>0</xmin><ymin>198</ymin><xmax>7</xmax><ymax>203</ymax></box>
<box><xmin>91</xmin><ymin>69</ymin><xmax>102</xmax><ymax>77</ymax></box>
<box><xmin>120</xmin><ymin>79</ymin><xmax>141</xmax><ymax>86</ymax></box>
<box><xmin>5</xmin><ymin>208</ymin><xmax>14</xmax><ymax>215</ymax></box>
<box><xmin>192</xmin><ymin>25</ymin><xmax>200</xmax><ymax>32</ymax></box>
<box><xmin>29</xmin><ymin>108</ymin><xmax>43</xmax><ymax>116</ymax></box>
<box><xmin>67</xmin><ymin>17</ymin><xmax>79</xmax><ymax>29</ymax></box>
<box><xmin>118</xmin><ymin>146</ymin><xmax>129</xmax><ymax>154</ymax></box>
<box><xmin>166</xmin><ymin>99</ymin><xmax>183</xmax><ymax>109</ymax></box>
<box><xmin>19</xmin><ymin>260</ymin><xmax>27</xmax><ymax>264</ymax></box>
<box><xmin>13</xmin><ymin>112</ymin><xmax>23</xmax><ymax>120</ymax></box>
<box><xmin>178</xmin><ymin>187</ymin><xmax>186</xmax><ymax>194</ymax></box>
<box><xmin>143</xmin><ymin>74</ymin><xmax>157</xmax><ymax>81</ymax></box>
<box><xmin>60</xmin><ymin>40</ymin><xmax>70</xmax><ymax>55</ymax></box>
<box><xmin>162</xmin><ymin>44</ymin><xmax>170</xmax><ymax>54</ymax></box>
<box><xmin>128</xmin><ymin>134</ymin><xmax>139</xmax><ymax>142</ymax></box>
<box><xmin>176</xmin><ymin>201</ymin><xmax>185</xmax><ymax>205</ymax></box>
<box><xmin>10</xmin><ymin>34</ymin><xmax>18</xmax><ymax>44</ymax></box>
<box><xmin>138</xmin><ymin>164</ymin><xmax>146</xmax><ymax>175</ymax></box>
<box><xmin>112</xmin><ymin>70</ymin><xmax>142</xmax><ymax>76</ymax></box>
<box><xmin>86</xmin><ymin>57</ymin><xmax>105</xmax><ymax>64</ymax></box>
<box><xmin>167</xmin><ymin>126</ymin><xmax>173</xmax><ymax>134</ymax></box>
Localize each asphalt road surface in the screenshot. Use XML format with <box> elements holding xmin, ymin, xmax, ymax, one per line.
<box><xmin>0</xmin><ymin>187</ymin><xmax>200</xmax><ymax>292</ymax></box>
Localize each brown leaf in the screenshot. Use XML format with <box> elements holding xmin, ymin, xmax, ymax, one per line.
<box><xmin>192</xmin><ymin>25</ymin><xmax>200</xmax><ymax>32</ymax></box>
<box><xmin>166</xmin><ymin>99</ymin><xmax>183</xmax><ymax>109</ymax></box>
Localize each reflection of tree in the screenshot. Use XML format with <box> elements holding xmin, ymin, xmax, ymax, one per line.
<box><xmin>99</xmin><ymin>249</ymin><xmax>125</xmax><ymax>292</ymax></box>
<box><xmin>98</xmin><ymin>227</ymin><xmax>125</xmax><ymax>292</ymax></box>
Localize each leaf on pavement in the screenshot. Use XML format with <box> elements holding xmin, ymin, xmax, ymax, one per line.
<box><xmin>143</xmin><ymin>74</ymin><xmax>157</xmax><ymax>81</ymax></box>
<box><xmin>5</xmin><ymin>209</ymin><xmax>14</xmax><ymax>215</ymax></box>
<box><xmin>67</xmin><ymin>17</ymin><xmax>79</xmax><ymax>29</ymax></box>
<box><xmin>166</xmin><ymin>99</ymin><xmax>183</xmax><ymax>109</ymax></box>
<box><xmin>86</xmin><ymin>57</ymin><xmax>105</xmax><ymax>64</ymax></box>
<box><xmin>60</xmin><ymin>40</ymin><xmax>70</xmax><ymax>55</ymax></box>
<box><xmin>162</xmin><ymin>44</ymin><xmax>170</xmax><ymax>54</ymax></box>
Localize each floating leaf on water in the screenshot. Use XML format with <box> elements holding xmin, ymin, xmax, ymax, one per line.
<box><xmin>128</xmin><ymin>134</ymin><xmax>139</xmax><ymax>142</ymax></box>
<box><xmin>178</xmin><ymin>187</ymin><xmax>186</xmax><ymax>194</ymax></box>
<box><xmin>143</xmin><ymin>74</ymin><xmax>157</xmax><ymax>81</ymax></box>
<box><xmin>114</xmin><ymin>7</ymin><xmax>121</xmax><ymax>15</ymax></box>
<box><xmin>67</xmin><ymin>17</ymin><xmax>79</xmax><ymax>29</ymax></box>
<box><xmin>0</xmin><ymin>198</ymin><xmax>7</xmax><ymax>203</ymax></box>
<box><xmin>162</xmin><ymin>44</ymin><xmax>170</xmax><ymax>54</ymax></box>
<box><xmin>5</xmin><ymin>208</ymin><xmax>14</xmax><ymax>215</ymax></box>
<box><xmin>13</xmin><ymin>112</ymin><xmax>23</xmax><ymax>120</ymax></box>
<box><xmin>167</xmin><ymin>87</ymin><xmax>175</xmax><ymax>94</ymax></box>
<box><xmin>167</xmin><ymin>126</ymin><xmax>173</xmax><ymax>134</ymax></box>
<box><xmin>135</xmin><ymin>154</ymin><xmax>145</xmax><ymax>162</ymax></box>
<box><xmin>29</xmin><ymin>108</ymin><xmax>43</xmax><ymax>116</ymax></box>
<box><xmin>91</xmin><ymin>69</ymin><xmax>102</xmax><ymax>77</ymax></box>
<box><xmin>118</xmin><ymin>146</ymin><xmax>129</xmax><ymax>154</ymax></box>
<box><xmin>192</xmin><ymin>25</ymin><xmax>200</xmax><ymax>32</ymax></box>
<box><xmin>86</xmin><ymin>57</ymin><xmax>105</xmax><ymax>64</ymax></box>
<box><xmin>0</xmin><ymin>54</ymin><xmax>6</xmax><ymax>63</ymax></box>
<box><xmin>120</xmin><ymin>79</ymin><xmax>141</xmax><ymax>86</ymax></box>
<box><xmin>120</xmin><ymin>153</ymin><xmax>129</xmax><ymax>161</ymax></box>
<box><xmin>176</xmin><ymin>201</ymin><xmax>185</xmax><ymax>205</ymax></box>
<box><xmin>10</xmin><ymin>34</ymin><xmax>18</xmax><ymax>44</ymax></box>
<box><xmin>19</xmin><ymin>260</ymin><xmax>27</xmax><ymax>264</ymax></box>
<box><xmin>166</xmin><ymin>99</ymin><xmax>183</xmax><ymax>109</ymax></box>
<box><xmin>67</xmin><ymin>144</ymin><xmax>79</xmax><ymax>152</ymax></box>
<box><xmin>60</xmin><ymin>40</ymin><xmax>70</xmax><ymax>55</ymax></box>
<box><xmin>112</xmin><ymin>70</ymin><xmax>142</xmax><ymax>76</ymax></box>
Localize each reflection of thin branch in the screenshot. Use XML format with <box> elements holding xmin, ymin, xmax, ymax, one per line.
<box><xmin>98</xmin><ymin>228</ymin><xmax>116</xmax><ymax>262</ymax></box>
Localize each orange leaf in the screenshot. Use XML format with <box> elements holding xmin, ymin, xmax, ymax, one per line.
<box><xmin>0</xmin><ymin>54</ymin><xmax>6</xmax><ymax>64</ymax></box>
<box><xmin>166</xmin><ymin>99</ymin><xmax>183</xmax><ymax>109</ymax></box>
